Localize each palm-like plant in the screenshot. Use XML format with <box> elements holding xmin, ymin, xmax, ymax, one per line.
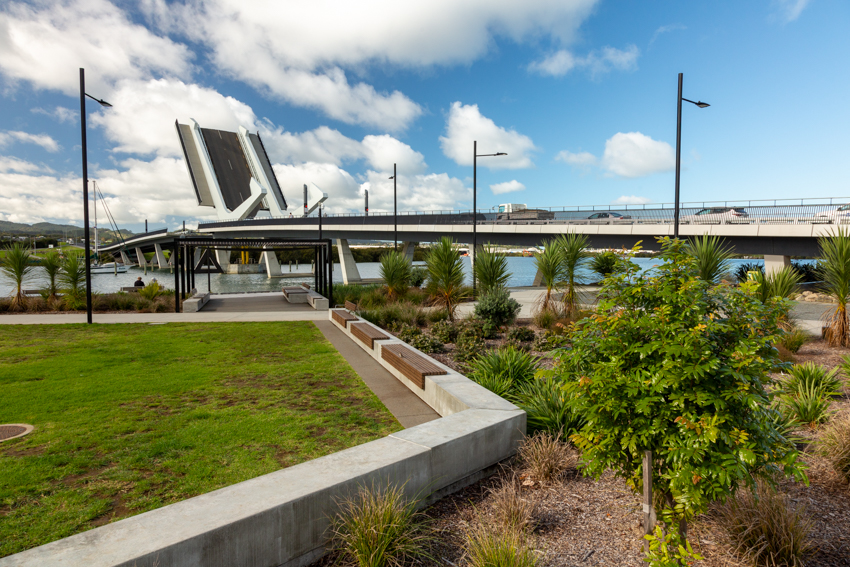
<box><xmin>0</xmin><ymin>242</ymin><xmax>34</xmax><ymax>309</ymax></box>
<box><xmin>40</xmin><ymin>249</ymin><xmax>62</xmax><ymax>298</ymax></box>
<box><xmin>59</xmin><ymin>252</ymin><xmax>86</xmax><ymax>299</ymax></box>
<box><xmin>533</xmin><ymin>242</ymin><xmax>562</xmax><ymax>315</ymax></box>
<box><xmin>819</xmin><ymin>227</ymin><xmax>850</xmax><ymax>347</ymax></box>
<box><xmin>379</xmin><ymin>250</ymin><xmax>412</xmax><ymax>300</ymax></box>
<box><xmin>555</xmin><ymin>232</ymin><xmax>590</xmax><ymax>320</ymax></box>
<box><xmin>425</xmin><ymin>237</ymin><xmax>469</xmax><ymax>322</ymax></box>
<box><xmin>474</xmin><ymin>245</ymin><xmax>510</xmax><ymax>295</ymax></box>
<box><xmin>752</xmin><ymin>266</ymin><xmax>803</xmax><ymax>303</ymax></box>
<box><xmin>590</xmin><ymin>251</ymin><xmax>619</xmax><ymax>279</ymax></box>
<box><xmin>685</xmin><ymin>234</ymin><xmax>733</xmax><ymax>283</ymax></box>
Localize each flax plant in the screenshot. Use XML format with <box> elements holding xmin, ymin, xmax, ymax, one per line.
<box><xmin>818</xmin><ymin>227</ymin><xmax>850</xmax><ymax>346</ymax></box>
<box><xmin>0</xmin><ymin>242</ymin><xmax>34</xmax><ymax>309</ymax></box>
<box><xmin>474</xmin><ymin>244</ymin><xmax>510</xmax><ymax>295</ymax></box>
<box><xmin>685</xmin><ymin>233</ymin><xmax>733</xmax><ymax>283</ymax></box>
<box><xmin>425</xmin><ymin>237</ymin><xmax>469</xmax><ymax>322</ymax></box>
<box><xmin>379</xmin><ymin>250</ymin><xmax>412</xmax><ymax>300</ymax></box>
<box><xmin>554</xmin><ymin>232</ymin><xmax>590</xmax><ymax>320</ymax></box>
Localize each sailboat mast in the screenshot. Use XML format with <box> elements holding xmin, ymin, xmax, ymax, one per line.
<box><xmin>93</xmin><ymin>180</ymin><xmax>98</xmax><ymax>261</ymax></box>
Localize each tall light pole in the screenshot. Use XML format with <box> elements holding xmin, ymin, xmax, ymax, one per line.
<box><xmin>473</xmin><ymin>141</ymin><xmax>507</xmax><ymax>293</ymax></box>
<box><xmin>389</xmin><ymin>163</ymin><xmax>397</xmax><ymax>251</ymax></box>
<box><xmin>79</xmin><ymin>68</ymin><xmax>112</xmax><ymax>324</ymax></box>
<box><xmin>674</xmin><ymin>72</ymin><xmax>710</xmax><ymax>239</ymax></box>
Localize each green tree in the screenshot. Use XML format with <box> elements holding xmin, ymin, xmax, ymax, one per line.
<box><xmin>550</xmin><ymin>238</ymin><xmax>806</xmax><ymax>555</ymax></box>
<box><xmin>685</xmin><ymin>234</ymin><xmax>733</xmax><ymax>283</ymax></box>
<box><xmin>379</xmin><ymin>250</ymin><xmax>412</xmax><ymax>300</ymax></box>
<box><xmin>473</xmin><ymin>245</ymin><xmax>510</xmax><ymax>295</ymax></box>
<box><xmin>59</xmin><ymin>252</ymin><xmax>87</xmax><ymax>302</ymax></box>
<box><xmin>818</xmin><ymin>227</ymin><xmax>850</xmax><ymax>347</ymax></box>
<box><xmin>40</xmin><ymin>249</ymin><xmax>63</xmax><ymax>299</ymax></box>
<box><xmin>554</xmin><ymin>232</ymin><xmax>589</xmax><ymax>320</ymax></box>
<box><xmin>0</xmin><ymin>242</ymin><xmax>34</xmax><ymax>309</ymax></box>
<box><xmin>425</xmin><ymin>237</ymin><xmax>469</xmax><ymax>322</ymax></box>
<box><xmin>533</xmin><ymin>242</ymin><xmax>563</xmax><ymax>315</ymax></box>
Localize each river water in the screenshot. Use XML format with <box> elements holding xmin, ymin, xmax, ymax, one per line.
<box><xmin>1</xmin><ymin>257</ymin><xmax>804</xmax><ymax>297</ymax></box>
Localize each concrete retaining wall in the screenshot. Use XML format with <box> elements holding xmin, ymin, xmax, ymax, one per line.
<box><xmin>2</xmin><ymin>313</ymin><xmax>524</xmax><ymax>567</ymax></box>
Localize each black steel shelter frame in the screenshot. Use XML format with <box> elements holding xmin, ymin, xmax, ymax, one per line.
<box><xmin>172</xmin><ymin>237</ymin><xmax>333</xmax><ymax>313</ymax></box>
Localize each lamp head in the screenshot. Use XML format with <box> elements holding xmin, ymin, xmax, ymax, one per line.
<box><xmin>496</xmin><ymin>152</ymin><xmax>507</xmax><ymax>156</ymax></box>
<box><xmin>97</xmin><ymin>99</ymin><xmax>113</xmax><ymax>108</ymax></box>
<box><xmin>389</xmin><ymin>175</ymin><xmax>395</xmax><ymax>180</ymax></box>
<box><xmin>696</xmin><ymin>101</ymin><xmax>710</xmax><ymax>108</ymax></box>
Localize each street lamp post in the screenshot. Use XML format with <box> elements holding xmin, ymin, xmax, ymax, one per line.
<box><xmin>389</xmin><ymin>163</ymin><xmax>397</xmax><ymax>251</ymax></box>
<box><xmin>472</xmin><ymin>141</ymin><xmax>507</xmax><ymax>293</ymax></box>
<box><xmin>674</xmin><ymin>72</ymin><xmax>710</xmax><ymax>239</ymax></box>
<box><xmin>79</xmin><ymin>67</ymin><xmax>112</xmax><ymax>324</ymax></box>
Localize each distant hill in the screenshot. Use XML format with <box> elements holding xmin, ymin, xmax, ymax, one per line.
<box><xmin>0</xmin><ymin>221</ymin><xmax>135</xmax><ymax>239</ymax></box>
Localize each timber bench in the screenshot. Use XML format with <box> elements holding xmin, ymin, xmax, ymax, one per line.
<box><xmin>381</xmin><ymin>344</ymin><xmax>447</xmax><ymax>389</ymax></box>
<box><xmin>349</xmin><ymin>322</ymin><xmax>388</xmax><ymax>349</ymax></box>
<box><xmin>344</xmin><ymin>300</ymin><xmax>358</xmax><ymax>312</ymax></box>
<box><xmin>120</xmin><ymin>286</ymin><xmax>141</xmax><ymax>293</ymax></box>
<box><xmin>331</xmin><ymin>309</ymin><xmax>358</xmax><ymax>327</ymax></box>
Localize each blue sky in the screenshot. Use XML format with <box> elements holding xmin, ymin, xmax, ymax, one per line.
<box><xmin>0</xmin><ymin>0</ymin><xmax>847</xmax><ymax>233</ymax></box>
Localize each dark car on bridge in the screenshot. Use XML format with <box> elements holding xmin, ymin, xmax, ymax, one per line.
<box><xmin>586</xmin><ymin>212</ymin><xmax>632</xmax><ymax>223</ymax></box>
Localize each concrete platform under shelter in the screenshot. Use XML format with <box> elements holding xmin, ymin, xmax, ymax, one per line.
<box><xmin>200</xmin><ymin>292</ymin><xmax>316</xmax><ymax>313</ymax></box>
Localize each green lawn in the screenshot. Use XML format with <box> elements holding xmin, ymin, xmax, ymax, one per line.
<box><xmin>0</xmin><ymin>322</ymin><xmax>400</xmax><ymax>557</ymax></box>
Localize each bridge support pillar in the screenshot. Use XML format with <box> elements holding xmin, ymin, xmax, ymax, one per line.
<box><xmin>401</xmin><ymin>241</ymin><xmax>418</xmax><ymax>263</ymax></box>
<box><xmin>764</xmin><ymin>254</ymin><xmax>791</xmax><ymax>275</ymax></box>
<box><xmin>154</xmin><ymin>243</ymin><xmax>168</xmax><ymax>269</ymax></box>
<box><xmin>262</xmin><ymin>247</ymin><xmax>281</xmax><ymax>278</ymax></box>
<box><xmin>120</xmin><ymin>250</ymin><xmax>131</xmax><ymax>266</ymax></box>
<box><xmin>532</xmin><ymin>267</ymin><xmax>544</xmax><ymax>287</ymax></box>
<box><xmin>134</xmin><ymin>247</ymin><xmax>148</xmax><ymax>268</ymax></box>
<box><xmin>336</xmin><ymin>239</ymin><xmax>362</xmax><ymax>284</ymax></box>
<box><xmin>216</xmin><ymin>249</ymin><xmax>230</xmax><ymax>272</ymax></box>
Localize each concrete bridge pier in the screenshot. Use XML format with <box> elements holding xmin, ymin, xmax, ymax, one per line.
<box><xmin>401</xmin><ymin>241</ymin><xmax>418</xmax><ymax>263</ymax></box>
<box><xmin>336</xmin><ymin>239</ymin><xmax>362</xmax><ymax>284</ymax></box>
<box><xmin>120</xmin><ymin>250</ymin><xmax>131</xmax><ymax>266</ymax></box>
<box><xmin>262</xmin><ymin>247</ymin><xmax>281</xmax><ymax>278</ymax></box>
<box><xmin>216</xmin><ymin>249</ymin><xmax>230</xmax><ymax>272</ymax></box>
<box><xmin>764</xmin><ymin>254</ymin><xmax>791</xmax><ymax>275</ymax></box>
<box><xmin>134</xmin><ymin>247</ymin><xmax>149</xmax><ymax>268</ymax></box>
<box><xmin>154</xmin><ymin>243</ymin><xmax>168</xmax><ymax>269</ymax></box>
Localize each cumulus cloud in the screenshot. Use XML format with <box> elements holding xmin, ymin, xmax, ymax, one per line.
<box><xmin>359</xmin><ymin>170</ymin><xmax>469</xmax><ymax>213</ymax></box>
<box><xmin>440</xmin><ymin>102</ymin><xmax>536</xmax><ymax>169</ymax></box>
<box><xmin>612</xmin><ymin>195</ymin><xmax>652</xmax><ymax>205</ymax></box>
<box><xmin>0</xmin><ymin>0</ymin><xmax>193</xmax><ymax>96</ymax></box>
<box><xmin>31</xmin><ymin>106</ymin><xmax>78</xmax><ymax>124</ymax></box>
<box><xmin>557</xmin><ymin>132</ymin><xmax>675</xmax><ymax>178</ymax></box>
<box><xmin>649</xmin><ymin>24</ymin><xmax>686</xmax><ymax>45</ymax></box>
<box><xmin>0</xmin><ymin>156</ymin><xmax>48</xmax><ymax>174</ymax></box>
<box><xmin>772</xmin><ymin>0</ymin><xmax>811</xmax><ymax>22</ymax></box>
<box><xmin>529</xmin><ymin>45</ymin><xmax>639</xmax><ymax>77</ymax></box>
<box><xmin>0</xmin><ymin>130</ymin><xmax>60</xmax><ymax>152</ymax></box>
<box><xmin>490</xmin><ymin>180</ymin><xmax>526</xmax><ymax>195</ymax></box>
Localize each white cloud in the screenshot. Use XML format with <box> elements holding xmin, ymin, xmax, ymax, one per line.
<box><xmin>772</xmin><ymin>0</ymin><xmax>811</xmax><ymax>22</ymax></box>
<box><xmin>272</xmin><ymin>162</ymin><xmax>361</xmax><ymax>213</ymax></box>
<box><xmin>649</xmin><ymin>24</ymin><xmax>686</xmax><ymax>45</ymax></box>
<box><xmin>359</xmin><ymin>170</ymin><xmax>469</xmax><ymax>213</ymax></box>
<box><xmin>30</xmin><ymin>106</ymin><xmax>78</xmax><ymax>124</ymax></box>
<box><xmin>360</xmin><ymin>135</ymin><xmax>427</xmax><ymax>175</ymax></box>
<box><xmin>529</xmin><ymin>45</ymin><xmax>639</xmax><ymax>77</ymax></box>
<box><xmin>490</xmin><ymin>180</ymin><xmax>526</xmax><ymax>195</ymax></box>
<box><xmin>440</xmin><ymin>102</ymin><xmax>536</xmax><ymax>169</ymax></box>
<box><xmin>612</xmin><ymin>195</ymin><xmax>651</xmax><ymax>205</ymax></box>
<box><xmin>0</xmin><ymin>0</ymin><xmax>193</xmax><ymax>96</ymax></box>
<box><xmin>601</xmin><ymin>132</ymin><xmax>675</xmax><ymax>178</ymax></box>
<box><xmin>557</xmin><ymin>132</ymin><xmax>675</xmax><ymax>178</ymax></box>
<box><xmin>0</xmin><ymin>156</ymin><xmax>47</xmax><ymax>174</ymax></box>
<box><xmin>0</xmin><ymin>130</ymin><xmax>60</xmax><ymax>152</ymax></box>
<box><xmin>555</xmin><ymin>150</ymin><xmax>597</xmax><ymax>166</ymax></box>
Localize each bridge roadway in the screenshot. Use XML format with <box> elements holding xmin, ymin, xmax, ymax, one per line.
<box><xmin>102</xmin><ymin>212</ymin><xmax>843</xmax><ymax>259</ymax></box>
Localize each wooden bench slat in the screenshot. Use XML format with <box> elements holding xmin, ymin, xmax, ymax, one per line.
<box><xmin>344</xmin><ymin>300</ymin><xmax>358</xmax><ymax>312</ymax></box>
<box><xmin>381</xmin><ymin>344</ymin><xmax>446</xmax><ymax>389</ymax></box>
<box><xmin>350</xmin><ymin>323</ymin><xmax>389</xmax><ymax>349</ymax></box>
<box><xmin>331</xmin><ymin>309</ymin><xmax>358</xmax><ymax>327</ymax></box>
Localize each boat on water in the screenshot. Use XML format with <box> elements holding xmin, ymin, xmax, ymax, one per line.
<box><xmin>91</xmin><ymin>262</ymin><xmax>128</xmax><ymax>274</ymax></box>
<box><xmin>90</xmin><ymin>180</ymin><xmax>129</xmax><ymax>275</ymax></box>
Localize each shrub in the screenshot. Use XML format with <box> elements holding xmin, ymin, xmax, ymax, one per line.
<box><xmin>407</xmin><ymin>333</ymin><xmax>445</xmax><ymax>354</ymax></box>
<box><xmin>135</xmin><ymin>297</ymin><xmax>154</xmax><ymax>313</ymax></box>
<box><xmin>818</xmin><ymin>227</ymin><xmax>850</xmax><ymax>346</ymax></box>
<box><xmin>453</xmin><ymin>330</ymin><xmax>485</xmax><ymax>366</ymax></box>
<box><xmin>469</xmin><ymin>347</ymin><xmax>538</xmax><ymax>400</ymax></box>
<box><xmin>332</xmin><ymin>283</ymin><xmax>383</xmax><ymax>308</ymax></box>
<box><xmin>506</xmin><ymin>326</ymin><xmax>535</xmax><ymax>343</ymax></box>
<box><xmin>532</xmin><ymin>308</ymin><xmax>557</xmax><ymax>330</ymax></box>
<box><xmin>361</xmin><ymin>302</ymin><xmax>426</xmax><ymax>329</ymax></box>
<box><xmin>474</xmin><ymin>288</ymin><xmax>521</xmax><ymax>329</ymax></box>
<box><xmin>388</xmin><ymin>322</ymin><xmax>421</xmax><ymax>342</ymax></box>
<box><xmin>425</xmin><ymin>237</ymin><xmax>469</xmax><ymax>322</ymax></box>
<box><xmin>517</xmin><ymin>377</ymin><xmax>582</xmax><ymax>437</ymax></box>
<box><xmin>330</xmin><ymin>484</ymin><xmax>432</xmax><ymax>567</ymax></box>
<box><xmin>734</xmin><ymin>262</ymin><xmax>764</xmax><ymax>283</ymax></box>
<box><xmin>685</xmin><ymin>234</ymin><xmax>733</xmax><ymax>283</ymax></box>
<box><xmin>839</xmin><ymin>354</ymin><xmax>850</xmax><ymax>381</ymax></box>
<box><xmin>463</xmin><ymin>522</ymin><xmax>538</xmax><ymax>567</ymax></box>
<box><xmin>139</xmin><ymin>281</ymin><xmax>165</xmax><ymax>301</ymax></box>
<box><xmin>430</xmin><ymin>319</ymin><xmax>458</xmax><ymax>343</ymax></box>
<box><xmin>780</xmin><ymin>383</ymin><xmax>834</xmax><ymax>427</ymax></box>
<box><xmin>553</xmin><ymin>238</ymin><xmax>805</xmax><ymax>549</ymax></box>
<box><xmin>459</xmin><ymin>317</ymin><xmax>486</xmax><ymax>339</ymax></box>
<box><xmin>779</xmin><ymin>328</ymin><xmax>809</xmax><ymax>353</ymax></box>
<box><xmin>426</xmin><ymin>308</ymin><xmax>449</xmax><ymax>324</ymax></box>
<box><xmin>488</xmin><ymin>479</ymin><xmax>538</xmax><ymax>533</ymax></box>
<box><xmin>380</xmin><ymin>250</ymin><xmax>412</xmax><ymax>300</ymax></box>
<box><xmin>531</xmin><ymin>330</ymin><xmax>568</xmax><ymax>352</ymax></box>
<box><xmin>792</xmin><ymin>261</ymin><xmax>819</xmax><ymax>283</ymax></box>
<box><xmin>779</xmin><ymin>362</ymin><xmax>842</xmax><ymax>398</ymax></box>
<box><xmin>410</xmin><ymin>266</ymin><xmax>427</xmax><ymax>288</ymax></box>
<box><xmin>752</xmin><ymin>267</ymin><xmax>803</xmax><ymax>304</ymax></box>
<box><xmin>818</xmin><ymin>414</ymin><xmax>850</xmax><ymax>484</ymax></box>
<box><xmin>474</xmin><ymin>245</ymin><xmax>510</xmax><ymax>295</ymax></box>
<box><xmin>590</xmin><ymin>251</ymin><xmax>619</xmax><ymax>279</ymax></box>
<box><xmin>715</xmin><ymin>482</ymin><xmax>814</xmax><ymax>567</ymax></box>
<box><xmin>517</xmin><ymin>430</ymin><xmax>578</xmax><ymax>482</ymax></box>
